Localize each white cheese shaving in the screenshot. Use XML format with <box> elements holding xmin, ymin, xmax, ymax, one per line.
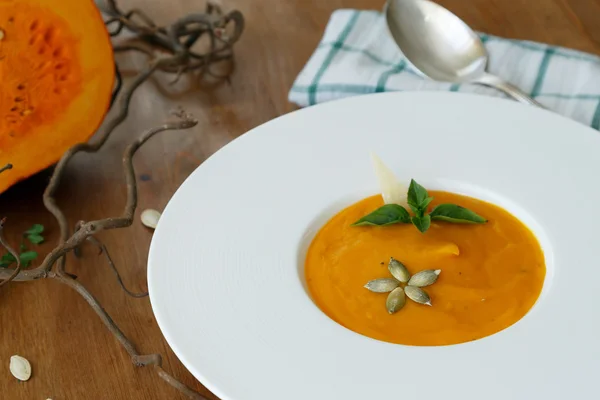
<box><xmin>370</xmin><ymin>152</ymin><xmax>407</xmax><ymax>206</ymax></box>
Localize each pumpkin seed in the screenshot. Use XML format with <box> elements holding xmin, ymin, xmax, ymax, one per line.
<box><xmin>408</xmin><ymin>269</ymin><xmax>441</xmax><ymax>287</ymax></box>
<box><xmin>405</xmin><ymin>286</ymin><xmax>432</xmax><ymax>306</ymax></box>
<box><xmin>10</xmin><ymin>355</ymin><xmax>31</xmax><ymax>381</ymax></box>
<box><xmin>388</xmin><ymin>257</ymin><xmax>410</xmax><ymax>283</ymax></box>
<box><xmin>140</xmin><ymin>208</ymin><xmax>161</xmax><ymax>229</ymax></box>
<box><xmin>0</xmin><ymin>30</ymin><xmax>4</xmax><ymax>41</ymax></box>
<box><xmin>364</xmin><ymin>278</ymin><xmax>399</xmax><ymax>293</ymax></box>
<box><xmin>386</xmin><ymin>287</ymin><xmax>406</xmax><ymax>314</ymax></box>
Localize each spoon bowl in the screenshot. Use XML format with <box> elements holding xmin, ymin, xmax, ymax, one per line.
<box><xmin>385</xmin><ymin>0</ymin><xmax>544</xmax><ymax>107</ymax></box>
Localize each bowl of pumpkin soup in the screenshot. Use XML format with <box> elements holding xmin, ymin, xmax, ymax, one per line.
<box><xmin>148</xmin><ymin>92</ymin><xmax>598</xmax><ymax>400</ymax></box>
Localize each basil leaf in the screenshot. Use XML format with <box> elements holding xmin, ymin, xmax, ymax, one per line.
<box><xmin>408</xmin><ymin>203</ymin><xmax>422</xmax><ymax>217</ymax></box>
<box><xmin>2</xmin><ymin>253</ymin><xmax>16</xmax><ymax>263</ymax></box>
<box><xmin>352</xmin><ymin>204</ymin><xmax>411</xmax><ymax>226</ymax></box>
<box><xmin>421</xmin><ymin>196</ymin><xmax>434</xmax><ymax>210</ymax></box>
<box><xmin>407</xmin><ymin>179</ymin><xmax>429</xmax><ymax>209</ymax></box>
<box><xmin>24</xmin><ymin>224</ymin><xmax>44</xmax><ymax>235</ymax></box>
<box><xmin>0</xmin><ymin>253</ymin><xmax>16</xmax><ymax>268</ymax></box>
<box><xmin>430</xmin><ymin>204</ymin><xmax>487</xmax><ymax>224</ymax></box>
<box><xmin>27</xmin><ymin>234</ymin><xmax>44</xmax><ymax>245</ymax></box>
<box><xmin>411</xmin><ymin>214</ymin><xmax>431</xmax><ymax>233</ymax></box>
<box><xmin>19</xmin><ymin>251</ymin><xmax>38</xmax><ymax>264</ymax></box>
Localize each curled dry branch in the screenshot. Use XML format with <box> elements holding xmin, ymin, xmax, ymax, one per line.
<box><xmin>0</xmin><ymin>1</ymin><xmax>245</xmax><ymax>398</ymax></box>
<box><xmin>0</xmin><ymin>217</ymin><xmax>22</xmax><ymax>289</ymax></box>
<box><xmin>1</xmin><ymin>115</ymin><xmax>205</xmax><ymax>399</ymax></box>
<box><xmin>85</xmin><ymin>236</ymin><xmax>149</xmax><ymax>298</ymax></box>
<box><xmin>103</xmin><ymin>0</ymin><xmax>244</xmax><ymax>75</ymax></box>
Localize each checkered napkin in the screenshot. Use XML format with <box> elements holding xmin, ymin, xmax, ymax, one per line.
<box><xmin>289</xmin><ymin>10</ymin><xmax>600</xmax><ymax>129</ymax></box>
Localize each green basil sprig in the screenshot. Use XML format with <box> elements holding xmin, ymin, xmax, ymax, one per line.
<box><xmin>351</xmin><ymin>179</ymin><xmax>486</xmax><ymax>233</ymax></box>
<box><xmin>351</xmin><ymin>204</ymin><xmax>410</xmax><ymax>226</ymax></box>
<box><xmin>407</xmin><ymin>179</ymin><xmax>433</xmax><ymax>217</ymax></box>
<box><xmin>429</xmin><ymin>203</ymin><xmax>486</xmax><ymax>224</ymax></box>
<box><xmin>0</xmin><ymin>223</ymin><xmax>44</xmax><ymax>268</ymax></box>
<box><xmin>411</xmin><ymin>214</ymin><xmax>431</xmax><ymax>232</ymax></box>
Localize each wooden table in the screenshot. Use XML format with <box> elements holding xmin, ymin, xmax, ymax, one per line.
<box><xmin>2</xmin><ymin>0</ymin><xmax>599</xmax><ymax>398</ymax></box>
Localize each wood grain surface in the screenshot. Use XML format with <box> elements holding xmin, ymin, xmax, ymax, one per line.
<box><xmin>1</xmin><ymin>0</ymin><xmax>599</xmax><ymax>398</ymax></box>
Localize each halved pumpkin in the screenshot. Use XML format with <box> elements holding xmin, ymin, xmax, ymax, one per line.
<box><xmin>0</xmin><ymin>0</ymin><xmax>114</xmax><ymax>193</ymax></box>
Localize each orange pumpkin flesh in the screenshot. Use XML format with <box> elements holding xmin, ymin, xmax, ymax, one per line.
<box><xmin>0</xmin><ymin>0</ymin><xmax>114</xmax><ymax>193</ymax></box>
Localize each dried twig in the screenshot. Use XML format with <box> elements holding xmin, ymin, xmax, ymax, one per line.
<box><xmin>85</xmin><ymin>236</ymin><xmax>149</xmax><ymax>298</ymax></box>
<box><xmin>110</xmin><ymin>63</ymin><xmax>123</xmax><ymax>108</ymax></box>
<box><xmin>101</xmin><ymin>0</ymin><xmax>244</xmax><ymax>75</ymax></box>
<box><xmin>0</xmin><ymin>1</ymin><xmax>244</xmax><ymax>398</ymax></box>
<box><xmin>49</xmin><ymin>272</ymin><xmax>206</xmax><ymax>399</ymax></box>
<box><xmin>0</xmin><ymin>217</ymin><xmax>22</xmax><ymax>288</ymax></box>
<box><xmin>1</xmin><ymin>116</ymin><xmax>204</xmax><ymax>398</ymax></box>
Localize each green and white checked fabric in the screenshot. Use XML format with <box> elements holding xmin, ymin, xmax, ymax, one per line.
<box><xmin>289</xmin><ymin>10</ymin><xmax>600</xmax><ymax>129</ymax></box>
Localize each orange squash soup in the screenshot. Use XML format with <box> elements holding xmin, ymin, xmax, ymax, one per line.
<box><xmin>304</xmin><ymin>191</ymin><xmax>546</xmax><ymax>346</ymax></box>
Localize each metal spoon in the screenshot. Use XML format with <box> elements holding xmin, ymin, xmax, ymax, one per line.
<box><xmin>384</xmin><ymin>0</ymin><xmax>544</xmax><ymax>107</ymax></box>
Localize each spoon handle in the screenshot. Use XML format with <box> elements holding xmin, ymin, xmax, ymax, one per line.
<box><xmin>475</xmin><ymin>73</ymin><xmax>546</xmax><ymax>109</ymax></box>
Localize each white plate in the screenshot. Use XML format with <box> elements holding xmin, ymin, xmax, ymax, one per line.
<box><xmin>148</xmin><ymin>92</ymin><xmax>600</xmax><ymax>400</ymax></box>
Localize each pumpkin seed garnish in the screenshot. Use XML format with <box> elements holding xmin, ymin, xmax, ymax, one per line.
<box><xmin>364</xmin><ymin>278</ymin><xmax>399</xmax><ymax>293</ymax></box>
<box><xmin>407</xmin><ymin>269</ymin><xmax>441</xmax><ymax>287</ymax></box>
<box><xmin>386</xmin><ymin>287</ymin><xmax>406</xmax><ymax>314</ymax></box>
<box><xmin>9</xmin><ymin>355</ymin><xmax>32</xmax><ymax>381</ymax></box>
<box><xmin>364</xmin><ymin>257</ymin><xmax>439</xmax><ymax>314</ymax></box>
<box><xmin>405</xmin><ymin>286</ymin><xmax>432</xmax><ymax>306</ymax></box>
<box><xmin>388</xmin><ymin>257</ymin><xmax>410</xmax><ymax>283</ymax></box>
<box><xmin>140</xmin><ymin>208</ymin><xmax>161</xmax><ymax>229</ymax></box>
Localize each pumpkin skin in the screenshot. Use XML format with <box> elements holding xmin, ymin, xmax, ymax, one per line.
<box><xmin>0</xmin><ymin>0</ymin><xmax>114</xmax><ymax>193</ymax></box>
